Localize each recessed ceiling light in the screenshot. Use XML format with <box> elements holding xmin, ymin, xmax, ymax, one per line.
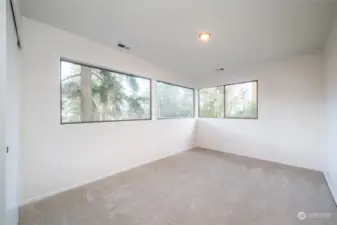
<box><xmin>198</xmin><ymin>32</ymin><xmax>211</xmax><ymax>42</ymax></box>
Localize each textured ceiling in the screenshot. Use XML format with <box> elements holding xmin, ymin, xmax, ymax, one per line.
<box><xmin>21</xmin><ymin>0</ymin><xmax>337</xmax><ymax>76</ymax></box>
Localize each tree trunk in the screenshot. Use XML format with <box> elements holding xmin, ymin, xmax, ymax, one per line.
<box><xmin>80</xmin><ymin>66</ymin><xmax>93</xmax><ymax>121</ymax></box>
<box><xmin>102</xmin><ymin>103</ymin><xmax>108</xmax><ymax>120</ymax></box>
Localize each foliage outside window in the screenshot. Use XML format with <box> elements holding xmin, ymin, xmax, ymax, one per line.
<box><xmin>225</xmin><ymin>81</ymin><xmax>258</xmax><ymax>118</ymax></box>
<box><xmin>61</xmin><ymin>60</ymin><xmax>151</xmax><ymax>123</ymax></box>
<box><xmin>199</xmin><ymin>86</ymin><xmax>224</xmax><ymax>118</ymax></box>
<box><xmin>157</xmin><ymin>82</ymin><xmax>194</xmax><ymax>119</ymax></box>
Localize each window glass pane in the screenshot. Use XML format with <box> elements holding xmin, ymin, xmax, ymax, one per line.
<box><xmin>157</xmin><ymin>82</ymin><xmax>194</xmax><ymax>118</ymax></box>
<box><xmin>225</xmin><ymin>81</ymin><xmax>257</xmax><ymax>118</ymax></box>
<box><xmin>199</xmin><ymin>86</ymin><xmax>224</xmax><ymax>118</ymax></box>
<box><xmin>61</xmin><ymin>60</ymin><xmax>151</xmax><ymax>123</ymax></box>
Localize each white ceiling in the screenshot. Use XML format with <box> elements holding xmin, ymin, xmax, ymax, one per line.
<box><xmin>20</xmin><ymin>0</ymin><xmax>337</xmax><ymax>77</ymax></box>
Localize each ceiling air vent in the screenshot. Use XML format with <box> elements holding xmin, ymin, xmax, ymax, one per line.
<box><xmin>117</xmin><ymin>42</ymin><xmax>131</xmax><ymax>51</ymax></box>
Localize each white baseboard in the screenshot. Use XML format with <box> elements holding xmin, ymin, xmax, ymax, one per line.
<box><xmin>21</xmin><ymin>147</ymin><xmax>194</xmax><ymax>207</ymax></box>
<box><xmin>324</xmin><ymin>172</ymin><xmax>337</xmax><ymax>206</ymax></box>
<box><xmin>196</xmin><ymin>146</ymin><xmax>321</xmax><ymax>172</ymax></box>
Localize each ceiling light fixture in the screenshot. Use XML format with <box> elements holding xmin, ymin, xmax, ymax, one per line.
<box><xmin>198</xmin><ymin>32</ymin><xmax>211</xmax><ymax>42</ymax></box>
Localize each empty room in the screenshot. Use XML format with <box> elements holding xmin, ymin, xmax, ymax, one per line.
<box><xmin>1</xmin><ymin>0</ymin><xmax>337</xmax><ymax>224</ymax></box>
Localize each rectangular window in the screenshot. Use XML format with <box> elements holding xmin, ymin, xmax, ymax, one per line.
<box><xmin>61</xmin><ymin>59</ymin><xmax>151</xmax><ymax>124</ymax></box>
<box><xmin>199</xmin><ymin>86</ymin><xmax>224</xmax><ymax>118</ymax></box>
<box><xmin>225</xmin><ymin>81</ymin><xmax>258</xmax><ymax>119</ymax></box>
<box><xmin>157</xmin><ymin>82</ymin><xmax>194</xmax><ymax>119</ymax></box>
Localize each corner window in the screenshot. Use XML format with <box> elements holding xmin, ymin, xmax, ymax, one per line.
<box><xmin>225</xmin><ymin>81</ymin><xmax>258</xmax><ymax>119</ymax></box>
<box><xmin>199</xmin><ymin>86</ymin><xmax>224</xmax><ymax>118</ymax></box>
<box><xmin>198</xmin><ymin>80</ymin><xmax>258</xmax><ymax>119</ymax></box>
<box><xmin>156</xmin><ymin>82</ymin><xmax>194</xmax><ymax>119</ymax></box>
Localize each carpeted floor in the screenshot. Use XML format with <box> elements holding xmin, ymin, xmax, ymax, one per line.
<box><xmin>20</xmin><ymin>148</ymin><xmax>337</xmax><ymax>225</ymax></box>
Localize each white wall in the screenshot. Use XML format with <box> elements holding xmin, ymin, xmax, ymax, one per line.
<box><xmin>324</xmin><ymin>14</ymin><xmax>337</xmax><ymax>203</ymax></box>
<box><xmin>196</xmin><ymin>53</ymin><xmax>325</xmax><ymax>171</ymax></box>
<box><xmin>6</xmin><ymin>0</ymin><xmax>21</xmax><ymax>223</ymax></box>
<box><xmin>0</xmin><ymin>0</ymin><xmax>7</xmax><ymax>223</ymax></box>
<box><xmin>21</xmin><ymin>18</ymin><xmax>196</xmax><ymax>204</ymax></box>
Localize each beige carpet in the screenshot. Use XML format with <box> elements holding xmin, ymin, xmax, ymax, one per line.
<box><xmin>20</xmin><ymin>148</ymin><xmax>337</xmax><ymax>225</ymax></box>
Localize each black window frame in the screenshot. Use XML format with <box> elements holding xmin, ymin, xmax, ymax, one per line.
<box><xmin>60</xmin><ymin>58</ymin><xmax>153</xmax><ymax>125</ymax></box>
<box><xmin>198</xmin><ymin>80</ymin><xmax>258</xmax><ymax>120</ymax></box>
<box><xmin>156</xmin><ymin>81</ymin><xmax>195</xmax><ymax>119</ymax></box>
